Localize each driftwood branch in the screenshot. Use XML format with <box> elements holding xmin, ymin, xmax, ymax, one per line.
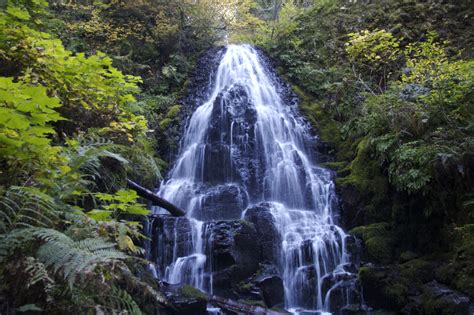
<box><xmin>126</xmin><ymin>179</ymin><xmax>186</xmax><ymax>217</ymax></box>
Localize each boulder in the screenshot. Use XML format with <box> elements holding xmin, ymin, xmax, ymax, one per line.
<box><xmin>358</xmin><ymin>265</ymin><xmax>408</xmax><ymax>311</ymax></box>
<box><xmin>195</xmin><ymin>183</ymin><xmax>249</xmax><ymax>220</ymax></box>
<box><xmin>162</xmin><ymin>284</ymin><xmax>207</xmax><ymax>315</ymax></box>
<box><xmin>209</xmin><ymin>220</ymin><xmax>262</xmax><ymax>298</ymax></box>
<box><xmin>244</xmin><ymin>202</ymin><xmax>281</xmax><ymax>262</ymax></box>
<box><xmin>422</xmin><ymin>281</ymin><xmax>471</xmax><ymax>314</ymax></box>
<box><xmin>257</xmin><ymin>275</ymin><xmax>284</xmax><ymax>308</ymax></box>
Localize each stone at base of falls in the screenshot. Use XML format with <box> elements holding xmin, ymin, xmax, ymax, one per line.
<box><xmin>211</xmin><ymin>220</ymin><xmax>262</xmax><ymax>297</ymax></box>
<box><xmin>256</xmin><ymin>274</ymin><xmax>285</xmax><ymax>308</ymax></box>
<box><xmin>162</xmin><ymin>284</ymin><xmax>207</xmax><ymax>315</ymax></box>
<box><xmin>235</xmin><ymin>263</ymin><xmax>285</xmax><ymax>308</ymax></box>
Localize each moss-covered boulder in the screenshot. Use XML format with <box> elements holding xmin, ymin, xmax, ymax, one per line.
<box><xmin>351</xmin><ymin>223</ymin><xmax>394</xmax><ymax>264</ymax></box>
<box><xmin>421</xmin><ymin>281</ymin><xmax>471</xmax><ymax>315</ymax></box>
<box><xmin>163</xmin><ymin>284</ymin><xmax>208</xmax><ymax>315</ymax></box>
<box><xmin>358</xmin><ymin>265</ymin><xmax>408</xmax><ymax>311</ymax></box>
<box><xmin>178</xmin><ymin>285</ymin><xmax>208</xmax><ymax>301</ymax></box>
<box><xmin>336</xmin><ymin>138</ymin><xmax>391</xmax><ymax>228</ymax></box>
<box><xmin>435</xmin><ymin>224</ymin><xmax>474</xmax><ymax>299</ymax></box>
<box><xmin>400</xmin><ymin>258</ymin><xmax>434</xmax><ymax>286</ymax></box>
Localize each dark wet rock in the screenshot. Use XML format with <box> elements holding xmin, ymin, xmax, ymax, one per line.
<box><xmin>257</xmin><ymin>275</ymin><xmax>284</xmax><ymax>308</ymax></box>
<box><xmin>244</xmin><ymin>202</ymin><xmax>281</xmax><ymax>262</ymax></box>
<box><xmin>159</xmin><ymin>46</ymin><xmax>225</xmax><ymax>164</ymax></box>
<box><xmin>234</xmin><ymin>263</ymin><xmax>284</xmax><ymax>308</ymax></box>
<box><xmin>148</xmin><ymin>216</ymin><xmax>193</xmax><ymax>277</ymax></box>
<box><xmin>209</xmin><ymin>220</ymin><xmax>262</xmax><ymax>298</ymax></box>
<box><xmin>345</xmin><ymin>235</ymin><xmax>362</xmax><ymax>265</ymax></box>
<box><xmin>204</xmin><ymin>83</ymin><xmax>266</xmax><ymax>196</ymax></box>
<box><xmin>195</xmin><ymin>183</ymin><xmax>249</xmax><ymax>220</ymax></box>
<box><xmin>358</xmin><ymin>265</ymin><xmax>408</xmax><ymax>311</ymax></box>
<box><xmin>340</xmin><ymin>304</ymin><xmax>369</xmax><ymax>315</ymax></box>
<box><xmin>254</xmin><ymin>264</ymin><xmax>284</xmax><ymax>308</ymax></box>
<box><xmin>421</xmin><ymin>281</ymin><xmax>471</xmax><ymax>314</ymax></box>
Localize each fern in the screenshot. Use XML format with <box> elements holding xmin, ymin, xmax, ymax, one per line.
<box><xmin>35</xmin><ymin>229</ymin><xmax>129</xmax><ymax>286</ymax></box>
<box><xmin>66</xmin><ymin>135</ymin><xmax>128</xmax><ymax>178</ymax></box>
<box><xmin>103</xmin><ymin>286</ymin><xmax>143</xmax><ymax>315</ymax></box>
<box><xmin>0</xmin><ymin>186</ymin><xmax>59</xmax><ymax>233</ymax></box>
<box><xmin>23</xmin><ymin>256</ymin><xmax>55</xmax><ymax>292</ymax></box>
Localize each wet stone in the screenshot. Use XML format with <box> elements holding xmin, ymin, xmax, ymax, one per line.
<box><xmin>195</xmin><ymin>183</ymin><xmax>249</xmax><ymax>221</ymax></box>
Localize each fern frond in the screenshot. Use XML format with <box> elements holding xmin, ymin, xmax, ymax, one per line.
<box><xmin>66</xmin><ymin>135</ymin><xmax>129</xmax><ymax>175</ymax></box>
<box><xmin>102</xmin><ymin>286</ymin><xmax>143</xmax><ymax>315</ymax></box>
<box><xmin>23</xmin><ymin>256</ymin><xmax>55</xmax><ymax>291</ymax></box>
<box><xmin>34</xmin><ymin>228</ymin><xmax>129</xmax><ymax>286</ymax></box>
<box><xmin>0</xmin><ymin>187</ymin><xmax>59</xmax><ymax>233</ymax></box>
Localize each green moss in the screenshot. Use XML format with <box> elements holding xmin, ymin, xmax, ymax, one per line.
<box><xmin>299</xmin><ymin>100</ymin><xmax>341</xmax><ymax>147</ymax></box>
<box><xmin>159</xmin><ymin>117</ymin><xmax>172</xmax><ymax>130</ymax></box>
<box><xmin>422</xmin><ymin>291</ymin><xmax>468</xmax><ymax>315</ymax></box>
<box><xmin>351</xmin><ymin>223</ymin><xmax>393</xmax><ymax>264</ymax></box>
<box><xmin>400</xmin><ymin>259</ymin><xmax>433</xmax><ymax>285</ymax></box>
<box><xmin>238</xmin><ymin>281</ymin><xmax>254</xmax><ymax>291</ymax></box>
<box><xmin>384</xmin><ymin>282</ymin><xmax>408</xmax><ymax>309</ymax></box>
<box><xmin>399</xmin><ymin>251</ymin><xmax>418</xmax><ymax>263</ymax></box>
<box><xmin>166</xmin><ymin>105</ymin><xmax>181</xmax><ymax>119</ymax></box>
<box><xmin>240</xmin><ymin>299</ymin><xmax>266</xmax><ymax>307</ymax></box>
<box><xmin>320</xmin><ymin>161</ymin><xmax>346</xmax><ymax>171</ymax></box>
<box><xmin>336</xmin><ymin>138</ymin><xmax>389</xmax><ymax>220</ymax></box>
<box><xmin>336</xmin><ymin>138</ymin><xmax>387</xmax><ymax>194</ymax></box>
<box><xmin>179</xmin><ymin>285</ymin><xmax>207</xmax><ymax>301</ymax></box>
<box><xmin>359</xmin><ymin>266</ymin><xmax>408</xmax><ymax>310</ymax></box>
<box><xmin>447</xmin><ymin>224</ymin><xmax>474</xmax><ymax>298</ymax></box>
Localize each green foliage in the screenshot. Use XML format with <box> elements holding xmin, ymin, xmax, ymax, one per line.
<box><xmin>0</xmin><ymin>2</ymin><xmax>146</xmax><ymax>138</ymax></box>
<box><xmin>0</xmin><ymin>0</ymin><xmax>166</xmax><ymax>312</ymax></box>
<box><xmin>0</xmin><ymin>186</ymin><xmax>59</xmax><ymax>234</ymax></box>
<box><xmin>346</xmin><ymin>29</ymin><xmax>401</xmax><ymax>90</ymax></box>
<box><xmin>101</xmin><ymin>286</ymin><xmax>143</xmax><ymax>315</ymax></box>
<box><xmin>346</xmin><ymin>29</ymin><xmax>401</xmax><ymax>66</ymax></box>
<box><xmin>0</xmin><ymin>78</ymin><xmax>64</xmax><ymax>182</ymax></box>
<box><xmin>35</xmin><ymin>228</ymin><xmax>128</xmax><ymax>286</ymax></box>
<box><xmin>88</xmin><ymin>189</ymin><xmax>149</xmax><ymax>222</ymax></box>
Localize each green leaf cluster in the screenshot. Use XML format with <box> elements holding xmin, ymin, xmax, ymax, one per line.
<box><xmin>0</xmin><ymin>77</ymin><xmax>65</xmax><ymax>181</ymax></box>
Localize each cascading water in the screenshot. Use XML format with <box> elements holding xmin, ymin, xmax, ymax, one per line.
<box><xmin>150</xmin><ymin>44</ymin><xmax>359</xmax><ymax>314</ymax></box>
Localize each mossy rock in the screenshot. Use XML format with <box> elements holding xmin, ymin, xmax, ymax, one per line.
<box><xmin>239</xmin><ymin>299</ymin><xmax>266</xmax><ymax>308</ymax></box>
<box><xmin>351</xmin><ymin>223</ymin><xmax>394</xmax><ymax>264</ymax></box>
<box><xmin>434</xmin><ymin>224</ymin><xmax>474</xmax><ymax>298</ymax></box>
<box><xmin>178</xmin><ymin>285</ymin><xmax>208</xmax><ymax>302</ymax></box>
<box><xmin>335</xmin><ymin>138</ymin><xmax>391</xmax><ymax>224</ymax></box>
<box><xmin>421</xmin><ymin>281</ymin><xmax>471</xmax><ymax>315</ymax></box>
<box><xmin>399</xmin><ymin>250</ymin><xmax>418</xmax><ymax>263</ymax></box>
<box><xmin>358</xmin><ymin>266</ymin><xmax>408</xmax><ymax>311</ymax></box>
<box><xmin>400</xmin><ymin>259</ymin><xmax>433</xmax><ymax>286</ymax></box>
<box><xmin>336</xmin><ymin>138</ymin><xmax>388</xmax><ymax>200</ymax></box>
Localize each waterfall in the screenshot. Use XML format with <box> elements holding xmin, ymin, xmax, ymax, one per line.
<box><xmin>151</xmin><ymin>44</ymin><xmax>358</xmax><ymax>314</ymax></box>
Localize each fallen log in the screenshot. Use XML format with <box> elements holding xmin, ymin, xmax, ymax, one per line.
<box><xmin>126</xmin><ymin>179</ymin><xmax>186</xmax><ymax>217</ymax></box>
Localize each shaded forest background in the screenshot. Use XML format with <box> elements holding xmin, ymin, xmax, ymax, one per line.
<box><xmin>0</xmin><ymin>0</ymin><xmax>473</xmax><ymax>313</ymax></box>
